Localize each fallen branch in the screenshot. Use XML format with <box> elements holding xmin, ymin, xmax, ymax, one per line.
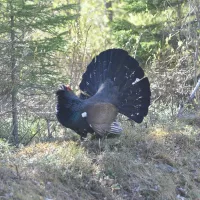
<box><xmin>177</xmin><ymin>79</ymin><xmax>200</xmax><ymax>119</ymax></box>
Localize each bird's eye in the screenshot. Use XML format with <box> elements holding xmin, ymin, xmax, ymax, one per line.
<box><xmin>66</xmin><ymin>85</ymin><xmax>72</xmax><ymax>91</ymax></box>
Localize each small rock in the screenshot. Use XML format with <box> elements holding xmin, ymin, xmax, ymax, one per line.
<box><xmin>176</xmin><ymin>194</ymin><xmax>185</xmax><ymax>200</ymax></box>
<box><xmin>155</xmin><ymin>163</ymin><xmax>178</xmax><ymax>173</ymax></box>
<box><xmin>176</xmin><ymin>187</ymin><xmax>187</xmax><ymax>197</ymax></box>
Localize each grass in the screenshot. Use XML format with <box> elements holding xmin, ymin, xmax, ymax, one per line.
<box><xmin>1</xmin><ymin>120</ymin><xmax>200</xmax><ymax>200</ymax></box>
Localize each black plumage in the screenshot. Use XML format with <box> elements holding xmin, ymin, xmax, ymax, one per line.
<box><xmin>56</xmin><ymin>49</ymin><xmax>151</xmax><ymax>138</ymax></box>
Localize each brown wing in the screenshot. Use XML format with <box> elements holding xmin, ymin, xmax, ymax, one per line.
<box><xmin>85</xmin><ymin>103</ymin><xmax>118</xmax><ymax>136</ymax></box>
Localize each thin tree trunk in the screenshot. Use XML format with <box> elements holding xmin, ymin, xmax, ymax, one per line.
<box><xmin>105</xmin><ymin>1</ymin><xmax>113</xmax><ymax>22</ymax></box>
<box><xmin>10</xmin><ymin>10</ymin><xmax>19</xmax><ymax>147</ymax></box>
<box><xmin>47</xmin><ymin>119</ymin><xmax>53</xmax><ymax>139</ymax></box>
<box><xmin>194</xmin><ymin>0</ymin><xmax>200</xmax><ymax>102</ymax></box>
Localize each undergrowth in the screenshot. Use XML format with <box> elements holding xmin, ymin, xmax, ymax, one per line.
<box><xmin>0</xmin><ymin>119</ymin><xmax>200</xmax><ymax>200</ymax></box>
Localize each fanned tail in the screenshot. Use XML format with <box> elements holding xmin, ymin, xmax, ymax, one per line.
<box><xmin>79</xmin><ymin>49</ymin><xmax>151</xmax><ymax>123</ymax></box>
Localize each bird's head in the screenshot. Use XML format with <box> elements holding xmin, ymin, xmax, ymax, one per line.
<box><xmin>56</xmin><ymin>84</ymin><xmax>75</xmax><ymax>97</ymax></box>
<box><xmin>56</xmin><ymin>84</ymin><xmax>80</xmax><ymax>109</ymax></box>
<box><xmin>65</xmin><ymin>85</ymin><xmax>73</xmax><ymax>92</ymax></box>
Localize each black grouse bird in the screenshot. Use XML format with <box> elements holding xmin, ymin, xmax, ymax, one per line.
<box><xmin>56</xmin><ymin>49</ymin><xmax>151</xmax><ymax>138</ymax></box>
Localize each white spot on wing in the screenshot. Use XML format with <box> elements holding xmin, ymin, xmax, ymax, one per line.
<box><xmin>81</xmin><ymin>112</ymin><xmax>87</xmax><ymax>118</ymax></box>
<box><xmin>132</xmin><ymin>78</ymin><xmax>141</xmax><ymax>85</ymax></box>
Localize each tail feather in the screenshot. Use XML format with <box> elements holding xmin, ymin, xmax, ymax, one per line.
<box><xmin>80</xmin><ymin>49</ymin><xmax>131</xmax><ymax>95</ymax></box>
<box><xmin>79</xmin><ymin>49</ymin><xmax>151</xmax><ymax>123</ymax></box>
<box><xmin>118</xmin><ymin>78</ymin><xmax>150</xmax><ymax>122</ymax></box>
<box><xmin>108</xmin><ymin>121</ymin><xmax>122</xmax><ymax>135</ymax></box>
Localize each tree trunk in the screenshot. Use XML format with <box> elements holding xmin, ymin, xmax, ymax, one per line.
<box><xmin>47</xmin><ymin>119</ymin><xmax>53</xmax><ymax>139</ymax></box>
<box><xmin>105</xmin><ymin>1</ymin><xmax>113</xmax><ymax>22</ymax></box>
<box><xmin>194</xmin><ymin>0</ymin><xmax>200</xmax><ymax>102</ymax></box>
<box><xmin>10</xmin><ymin>11</ymin><xmax>19</xmax><ymax>147</ymax></box>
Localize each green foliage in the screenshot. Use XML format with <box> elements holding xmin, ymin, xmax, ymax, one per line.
<box><xmin>0</xmin><ymin>139</ymin><xmax>12</xmax><ymax>159</ymax></box>
<box><xmin>109</xmin><ymin>0</ymin><xmax>189</xmax><ymax>65</ymax></box>
<box><xmin>0</xmin><ymin>0</ymin><xmax>80</xmax><ymax>145</ymax></box>
<box><xmin>0</xmin><ymin>119</ymin><xmax>12</xmax><ymax>140</ymax></box>
<box><xmin>124</xmin><ymin>0</ymin><xmax>187</xmax><ymax>13</ymax></box>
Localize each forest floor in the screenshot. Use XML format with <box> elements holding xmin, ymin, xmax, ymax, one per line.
<box><xmin>1</xmin><ymin>120</ymin><xmax>200</xmax><ymax>200</ymax></box>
